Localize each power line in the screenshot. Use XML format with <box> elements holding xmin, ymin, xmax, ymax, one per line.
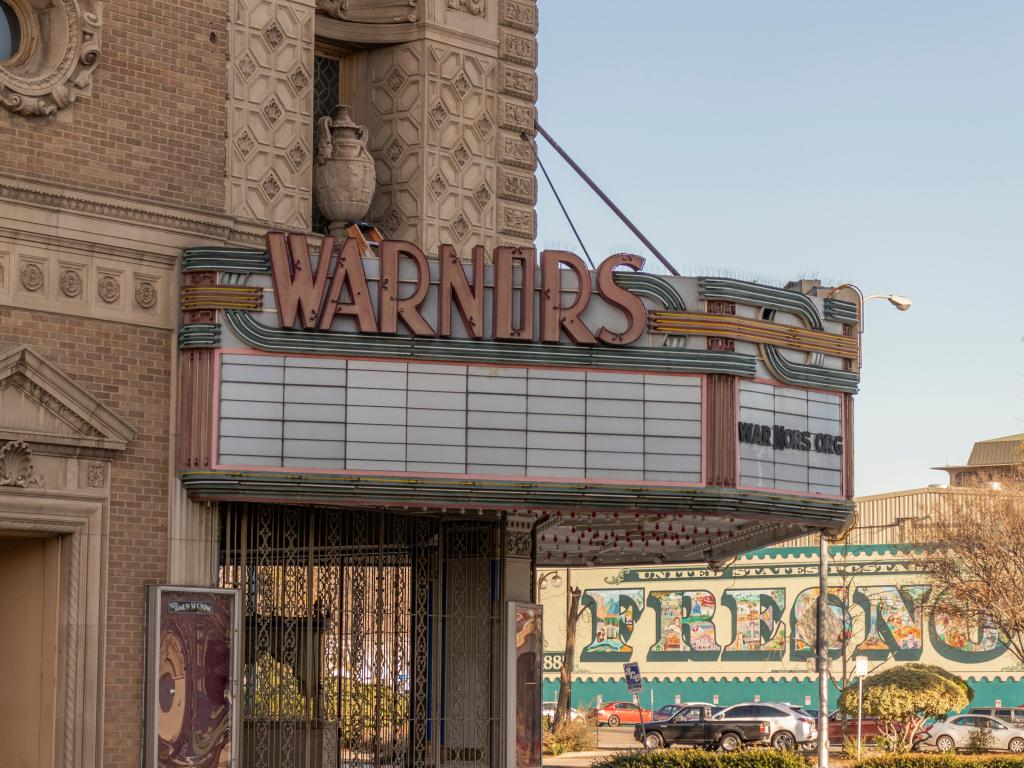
<box><xmin>537</xmin><ymin>150</ymin><xmax>595</xmax><ymax>270</ymax></box>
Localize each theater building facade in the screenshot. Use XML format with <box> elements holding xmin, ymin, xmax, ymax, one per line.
<box><xmin>0</xmin><ymin>1</ymin><xmax>861</xmax><ymax>767</ymax></box>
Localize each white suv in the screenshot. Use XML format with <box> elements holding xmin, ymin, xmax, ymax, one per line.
<box><xmin>715</xmin><ymin>702</ymin><xmax>817</xmax><ymax>750</ymax></box>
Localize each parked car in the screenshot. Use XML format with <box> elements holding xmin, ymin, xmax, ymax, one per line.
<box><xmin>541</xmin><ymin>702</ymin><xmax>584</xmax><ymax>722</ymax></box>
<box><xmin>970</xmin><ymin>707</ymin><xmax>1024</xmax><ymax>727</ymax></box>
<box><xmin>636</xmin><ymin>704</ymin><xmax>771</xmax><ymax>752</ymax></box>
<box><xmin>799</xmin><ymin>709</ymin><xmax>883</xmax><ymax>743</ymax></box>
<box><xmin>714</xmin><ymin>702</ymin><xmax>817</xmax><ymax>750</ymax></box>
<box><xmin>596</xmin><ymin>701</ymin><xmax>653</xmax><ymax>727</ymax></box>
<box><xmin>652</xmin><ymin>702</ymin><xmax>723</xmax><ymax>721</ymax></box>
<box><xmin>917</xmin><ymin>714</ymin><xmax>1024</xmax><ymax>753</ymax></box>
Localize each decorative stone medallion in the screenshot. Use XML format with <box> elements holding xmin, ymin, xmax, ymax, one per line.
<box><xmin>134</xmin><ymin>281</ymin><xmax>157</xmax><ymax>309</ymax></box>
<box><xmin>86</xmin><ymin>461</ymin><xmax>107</xmax><ymax>488</ymax></box>
<box><xmin>60</xmin><ymin>269</ymin><xmax>83</xmax><ymax>298</ymax></box>
<box><xmin>97</xmin><ymin>274</ymin><xmax>120</xmax><ymax>303</ymax></box>
<box><xmin>0</xmin><ymin>440</ymin><xmax>43</xmax><ymax>487</ymax></box>
<box><xmin>20</xmin><ymin>263</ymin><xmax>44</xmax><ymax>292</ymax></box>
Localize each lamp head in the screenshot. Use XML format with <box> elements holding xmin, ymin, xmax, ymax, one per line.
<box><xmin>888</xmin><ymin>295</ymin><xmax>912</xmax><ymax>311</ymax></box>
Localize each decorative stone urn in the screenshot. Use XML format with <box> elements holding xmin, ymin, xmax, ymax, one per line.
<box><xmin>314</xmin><ymin>105</ymin><xmax>376</xmax><ymax>236</ymax></box>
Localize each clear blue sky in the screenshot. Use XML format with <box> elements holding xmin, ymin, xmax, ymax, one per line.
<box><xmin>535</xmin><ymin>1</ymin><xmax>1024</xmax><ymax>496</ymax></box>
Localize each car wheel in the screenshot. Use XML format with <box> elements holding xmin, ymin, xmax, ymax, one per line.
<box><xmin>1009</xmin><ymin>738</ymin><xmax>1024</xmax><ymax>753</ymax></box>
<box><xmin>719</xmin><ymin>733</ymin><xmax>741</xmax><ymax>752</ymax></box>
<box><xmin>800</xmin><ymin>741</ymin><xmax>817</xmax><ymax>753</ymax></box>
<box><xmin>772</xmin><ymin>731</ymin><xmax>796</xmax><ymax>750</ymax></box>
<box><xmin>608</xmin><ymin>715</ymin><xmax>620</xmax><ymax>727</ymax></box>
<box><xmin>644</xmin><ymin>733</ymin><xmax>664</xmax><ymax>750</ymax></box>
<box><xmin>936</xmin><ymin>735</ymin><xmax>955</xmax><ymax>752</ymax></box>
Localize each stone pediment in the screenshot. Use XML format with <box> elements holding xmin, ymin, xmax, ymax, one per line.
<box><xmin>0</xmin><ymin>345</ymin><xmax>136</xmax><ymax>457</ymax></box>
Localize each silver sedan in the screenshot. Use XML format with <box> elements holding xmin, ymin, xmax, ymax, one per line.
<box><xmin>918</xmin><ymin>715</ymin><xmax>1024</xmax><ymax>753</ymax></box>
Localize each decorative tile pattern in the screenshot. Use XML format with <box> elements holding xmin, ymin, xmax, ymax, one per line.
<box><xmin>228</xmin><ymin>1</ymin><xmax>314</xmax><ymax>229</ymax></box>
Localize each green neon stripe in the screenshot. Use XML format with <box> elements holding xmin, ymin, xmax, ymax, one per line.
<box><xmin>182</xmin><ymin>247</ymin><xmax>270</xmax><ymax>273</ymax></box>
<box><xmin>613</xmin><ymin>273</ymin><xmax>686</xmax><ymax>311</ymax></box>
<box><xmin>179</xmin><ymin>323</ymin><xmax>221</xmax><ymax>349</ymax></box>
<box><xmin>761</xmin><ymin>344</ymin><xmax>859</xmax><ymax>393</ymax></box>
<box><xmin>823</xmin><ymin>298</ymin><xmax>858</xmax><ymax>325</ymax></box>
<box><xmin>699</xmin><ymin>278</ymin><xmax>823</xmax><ymax>330</ymax></box>
<box><xmin>224</xmin><ymin>310</ymin><xmax>758</xmax><ymax>376</ymax></box>
<box><xmin>180</xmin><ymin>470</ymin><xmax>852</xmax><ymax>524</ymax></box>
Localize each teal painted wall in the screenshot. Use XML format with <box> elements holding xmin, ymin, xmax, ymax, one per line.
<box><xmin>542</xmin><ymin>677</ymin><xmax>1024</xmax><ymax>713</ymax></box>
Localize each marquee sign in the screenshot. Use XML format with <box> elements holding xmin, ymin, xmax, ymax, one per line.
<box><xmin>176</xmin><ymin>235</ymin><xmax>861</xmax><ymax>563</ymax></box>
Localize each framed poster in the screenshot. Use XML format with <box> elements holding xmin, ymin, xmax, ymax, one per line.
<box><xmin>507</xmin><ymin>601</ymin><xmax>543</xmax><ymax>768</ymax></box>
<box><xmin>146</xmin><ymin>586</ymin><xmax>241</xmax><ymax>768</ymax></box>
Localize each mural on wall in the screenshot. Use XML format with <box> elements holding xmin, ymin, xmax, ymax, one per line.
<box><xmin>545</xmin><ymin>548</ymin><xmax>1015</xmax><ymax>679</ymax></box>
<box><xmin>580</xmin><ymin>589</ymin><xmax>644</xmax><ymax>658</ymax></box>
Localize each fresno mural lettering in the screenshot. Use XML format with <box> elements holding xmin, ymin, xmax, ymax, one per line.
<box><xmin>577</xmin><ymin>583</ymin><xmax>1007</xmax><ymax>664</ymax></box>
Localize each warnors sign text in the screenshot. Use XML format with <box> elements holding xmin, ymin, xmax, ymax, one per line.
<box><xmin>267</xmin><ymin>233</ymin><xmax>648</xmax><ymax>345</ymax></box>
<box><xmin>738</xmin><ymin>423</ymin><xmax>843</xmax><ymax>456</ymax></box>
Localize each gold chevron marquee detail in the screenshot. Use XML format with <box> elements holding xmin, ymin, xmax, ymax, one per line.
<box><xmin>648</xmin><ymin>311</ymin><xmax>859</xmax><ymax>360</ymax></box>
<box><xmin>180</xmin><ymin>285</ymin><xmax>263</xmax><ymax>311</ymax></box>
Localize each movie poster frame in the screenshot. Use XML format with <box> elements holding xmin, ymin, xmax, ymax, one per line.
<box><xmin>506</xmin><ymin>601</ymin><xmax>544</xmax><ymax>768</ymax></box>
<box><xmin>145</xmin><ymin>585</ymin><xmax>242</xmax><ymax>768</ymax></box>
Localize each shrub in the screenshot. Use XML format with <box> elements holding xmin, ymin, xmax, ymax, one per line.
<box><xmin>591</xmin><ymin>747</ymin><xmax>812</xmax><ymax>768</ymax></box>
<box><xmin>842</xmin><ymin>735</ymin><xmax>877</xmax><ymax>759</ymax></box>
<box><xmin>853</xmin><ymin>755</ymin><xmax>1024</xmax><ymax>768</ymax></box>
<box><xmin>542</xmin><ymin>716</ymin><xmax>597</xmax><ymax>756</ymax></box>
<box><xmin>966</xmin><ymin>725</ymin><xmax>995</xmax><ymax>755</ymax></box>
<box><xmin>837</xmin><ymin>664</ymin><xmax>972</xmax><ymax>752</ymax></box>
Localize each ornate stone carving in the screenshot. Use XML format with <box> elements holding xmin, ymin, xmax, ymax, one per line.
<box><xmin>314</xmin><ymin>105</ymin><xmax>377</xmax><ymax>235</ymax></box>
<box><xmin>498</xmin><ymin>202</ymin><xmax>535</xmax><ymax>239</ymax></box>
<box><xmin>499</xmin><ymin>29</ymin><xmax>537</xmax><ymax>67</ymax></box>
<box><xmin>500</xmin><ymin>0</ymin><xmax>537</xmax><ymax>33</ymax></box>
<box><xmin>0</xmin><ymin>0</ymin><xmax>102</xmax><ymax>116</ymax></box>
<box><xmin>97</xmin><ymin>274</ymin><xmax>120</xmax><ymax>303</ymax></box>
<box><xmin>447</xmin><ymin>0</ymin><xmax>485</xmax><ymax>15</ymax></box>
<box><xmin>506</xmin><ymin>531</ymin><xmax>532</xmax><ymax>558</ymax></box>
<box><xmin>498</xmin><ymin>131</ymin><xmax>535</xmax><ymax>170</ymax></box>
<box><xmin>60</xmin><ymin>269</ymin><xmax>83</xmax><ymax>298</ymax></box>
<box><xmin>499</xmin><ymin>64</ymin><xmax>537</xmax><ymax>101</ymax></box>
<box><xmin>0</xmin><ymin>441</ymin><xmax>43</xmax><ymax>487</ymax></box>
<box><xmin>134</xmin><ymin>281</ymin><xmax>157</xmax><ymax>309</ymax></box>
<box><xmin>86</xmin><ymin>461</ymin><xmax>106</xmax><ymax>488</ymax></box>
<box><xmin>316</xmin><ymin>0</ymin><xmax>418</xmax><ymax>22</ymax></box>
<box><xmin>20</xmin><ymin>262</ymin><xmax>44</xmax><ymax>292</ymax></box>
<box><xmin>498</xmin><ymin>100</ymin><xmax>535</xmax><ymax>133</ymax></box>
<box><xmin>498</xmin><ymin>168</ymin><xmax>535</xmax><ymax>204</ymax></box>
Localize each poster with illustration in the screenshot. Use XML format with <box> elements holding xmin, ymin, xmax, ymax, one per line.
<box><xmin>509</xmin><ymin>602</ymin><xmax>543</xmax><ymax>768</ymax></box>
<box><xmin>147</xmin><ymin>587</ymin><xmax>240</xmax><ymax>768</ymax></box>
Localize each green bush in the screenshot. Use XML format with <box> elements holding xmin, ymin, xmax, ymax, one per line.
<box><xmin>591</xmin><ymin>748</ymin><xmax>812</xmax><ymax>768</ymax></box>
<box><xmin>842</xmin><ymin>735</ymin><xmax>877</xmax><ymax>759</ymax></box>
<box><xmin>542</xmin><ymin>716</ymin><xmax>597</xmax><ymax>756</ymax></box>
<box><xmin>854</xmin><ymin>755</ymin><xmax>1024</xmax><ymax>768</ymax></box>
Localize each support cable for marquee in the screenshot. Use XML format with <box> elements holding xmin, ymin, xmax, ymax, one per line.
<box><xmin>533</xmin><ymin>121</ymin><xmax>681</xmax><ymax>277</ymax></box>
<box><xmin>535</xmin><ymin>149</ymin><xmax>595</xmax><ymax>270</ymax></box>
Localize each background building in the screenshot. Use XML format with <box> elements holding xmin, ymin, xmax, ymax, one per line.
<box><xmin>540</xmin><ymin>435</ymin><xmax>1024</xmax><ymax>712</ymax></box>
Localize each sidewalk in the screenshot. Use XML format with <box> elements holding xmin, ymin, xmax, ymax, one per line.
<box><xmin>543</xmin><ymin>750</ymin><xmax>612</xmax><ymax>767</ymax></box>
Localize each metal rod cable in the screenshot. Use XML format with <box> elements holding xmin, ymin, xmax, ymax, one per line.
<box><xmin>536</xmin><ymin>149</ymin><xmax>595</xmax><ymax>270</ymax></box>
<box><xmin>533</xmin><ymin>122</ymin><xmax>680</xmax><ymax>276</ymax></box>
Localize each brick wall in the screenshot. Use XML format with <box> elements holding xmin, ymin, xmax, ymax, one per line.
<box><xmin>0</xmin><ymin>307</ymin><xmax>172</xmax><ymax>766</ymax></box>
<box><xmin>0</xmin><ymin>0</ymin><xmax>228</xmax><ymax>214</ymax></box>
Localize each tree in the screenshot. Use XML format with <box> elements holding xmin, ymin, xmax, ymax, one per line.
<box><xmin>913</xmin><ymin>475</ymin><xmax>1024</xmax><ymax>667</ymax></box>
<box><xmin>837</xmin><ymin>663</ymin><xmax>972</xmax><ymax>752</ymax></box>
<box><xmin>554</xmin><ymin>586</ymin><xmax>582</xmax><ymax>729</ymax></box>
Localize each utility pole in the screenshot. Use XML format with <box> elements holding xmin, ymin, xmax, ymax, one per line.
<box><xmin>817</xmin><ymin>534</ymin><xmax>830</xmax><ymax>768</ymax></box>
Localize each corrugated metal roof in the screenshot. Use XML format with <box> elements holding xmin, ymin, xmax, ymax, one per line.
<box><xmin>966</xmin><ymin>433</ymin><xmax>1024</xmax><ymax>467</ymax></box>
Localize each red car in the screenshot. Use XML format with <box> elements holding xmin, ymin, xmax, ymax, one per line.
<box><xmin>825</xmin><ymin>711</ymin><xmax>883</xmax><ymax>743</ymax></box>
<box><xmin>597</xmin><ymin>701</ymin><xmax>654</xmax><ymax>727</ymax></box>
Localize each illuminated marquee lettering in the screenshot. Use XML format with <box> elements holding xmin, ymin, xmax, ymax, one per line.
<box><xmin>265</xmin><ymin>235</ymin><xmax>650</xmax><ymax>345</ymax></box>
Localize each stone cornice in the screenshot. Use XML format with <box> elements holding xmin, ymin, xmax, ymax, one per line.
<box><xmin>0</xmin><ymin>174</ymin><xmax>284</xmax><ymax>249</ymax></box>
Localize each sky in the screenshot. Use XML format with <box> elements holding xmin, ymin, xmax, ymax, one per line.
<box><xmin>534</xmin><ymin>1</ymin><xmax>1024</xmax><ymax>496</ymax></box>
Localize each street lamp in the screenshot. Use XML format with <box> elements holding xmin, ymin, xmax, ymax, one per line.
<box><xmin>864</xmin><ymin>294</ymin><xmax>912</xmax><ymax>312</ymax></box>
<box><xmin>538</xmin><ymin>570</ymin><xmax>563</xmax><ymax>590</ymax></box>
<box><xmin>814</xmin><ymin>286</ymin><xmax>911</xmax><ymax>768</ymax></box>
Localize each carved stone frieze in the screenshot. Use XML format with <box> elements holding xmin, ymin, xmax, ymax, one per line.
<box><xmin>498</xmin><ymin>130</ymin><xmax>535</xmax><ymax>170</ymax></box>
<box><xmin>498</xmin><ymin>63</ymin><xmax>537</xmax><ymax>101</ymax></box>
<box><xmin>498</xmin><ymin>100</ymin><xmax>535</xmax><ymax>134</ymax></box>
<box><xmin>506</xmin><ymin>530</ymin><xmax>532</xmax><ymax>559</ymax></box>
<box><xmin>0</xmin><ymin>0</ymin><xmax>102</xmax><ymax>116</ymax></box>
<box><xmin>497</xmin><ymin>168</ymin><xmax>535</xmax><ymax>204</ymax></box>
<box><xmin>498</xmin><ymin>202</ymin><xmax>535</xmax><ymax>239</ymax></box>
<box><xmin>499</xmin><ymin>29</ymin><xmax>537</xmax><ymax>67</ymax></box>
<box><xmin>447</xmin><ymin>0</ymin><xmax>485</xmax><ymax>15</ymax></box>
<box><xmin>316</xmin><ymin>0</ymin><xmax>419</xmax><ymax>23</ymax></box>
<box><xmin>86</xmin><ymin>461</ymin><xmax>106</xmax><ymax>488</ymax></box>
<box><xmin>0</xmin><ymin>441</ymin><xmax>43</xmax><ymax>487</ymax></box>
<box><xmin>500</xmin><ymin>0</ymin><xmax>537</xmax><ymax>33</ymax></box>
